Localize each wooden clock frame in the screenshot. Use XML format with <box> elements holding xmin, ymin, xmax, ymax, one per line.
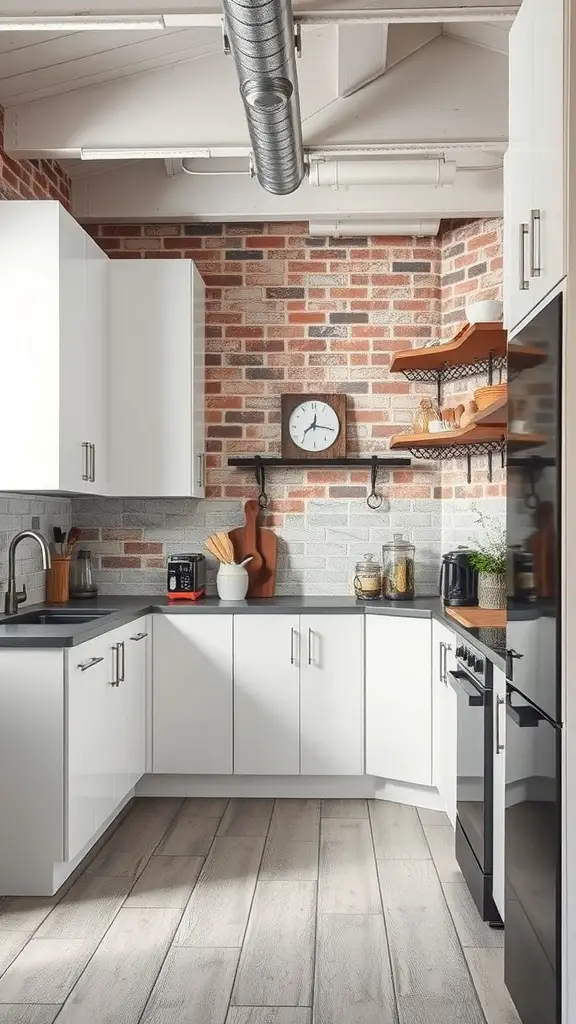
<box><xmin>281</xmin><ymin>393</ymin><xmax>347</xmax><ymax>460</ymax></box>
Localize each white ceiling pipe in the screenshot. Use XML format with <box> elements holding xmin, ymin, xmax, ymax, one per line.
<box><xmin>0</xmin><ymin>16</ymin><xmax>165</xmax><ymax>30</ymax></box>
<box><xmin>309</xmin><ymin>158</ymin><xmax>457</xmax><ymax>189</ymax></box>
<box><xmin>308</xmin><ymin>219</ymin><xmax>441</xmax><ymax>237</ymax></box>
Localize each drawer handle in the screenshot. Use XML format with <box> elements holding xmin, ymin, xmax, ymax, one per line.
<box><xmin>308</xmin><ymin>627</ymin><xmax>313</xmax><ymax>666</ymax></box>
<box><xmin>496</xmin><ymin>694</ymin><xmax>505</xmax><ymax>753</ymax></box>
<box><xmin>290</xmin><ymin>626</ymin><xmax>297</xmax><ymax>665</ymax></box>
<box><xmin>130</xmin><ymin>632</ymin><xmax>148</xmax><ymax>642</ymax></box>
<box><xmin>519</xmin><ymin>222</ymin><xmax>530</xmax><ymax>290</ymax></box>
<box><xmin>530</xmin><ymin>208</ymin><xmax>541</xmax><ymax>278</ymax></box>
<box><xmin>77</xmin><ymin>656</ymin><xmax>103</xmax><ymax>672</ymax></box>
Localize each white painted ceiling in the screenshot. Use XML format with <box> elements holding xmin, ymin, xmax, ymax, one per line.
<box><xmin>0</xmin><ymin>2</ymin><xmax>513</xmax><ymax>222</ymax></box>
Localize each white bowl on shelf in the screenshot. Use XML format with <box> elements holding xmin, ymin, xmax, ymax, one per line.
<box><xmin>465</xmin><ymin>299</ymin><xmax>503</xmax><ymax>323</ymax></box>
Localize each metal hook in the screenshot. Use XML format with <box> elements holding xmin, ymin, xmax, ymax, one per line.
<box><xmin>367</xmin><ymin>457</ymin><xmax>383</xmax><ymax>510</ymax></box>
<box><xmin>254</xmin><ymin>456</ymin><xmax>268</xmax><ymax>509</ymax></box>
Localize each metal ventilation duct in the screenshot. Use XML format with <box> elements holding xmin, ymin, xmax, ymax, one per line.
<box><xmin>221</xmin><ymin>0</ymin><xmax>305</xmax><ymax>195</ymax></box>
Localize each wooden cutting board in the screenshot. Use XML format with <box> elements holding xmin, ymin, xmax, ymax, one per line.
<box><xmin>229</xmin><ymin>500</ymin><xmax>278</xmax><ymax>598</ymax></box>
<box><xmin>446</xmin><ymin>606</ymin><xmax>506</xmax><ymax>629</ymax></box>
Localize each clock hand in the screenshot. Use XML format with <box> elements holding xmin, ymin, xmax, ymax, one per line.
<box><xmin>316</xmin><ymin>424</ymin><xmax>335</xmax><ymax>431</ymax></box>
<box><xmin>301</xmin><ymin>419</ymin><xmax>316</xmax><ymax>443</ymax></box>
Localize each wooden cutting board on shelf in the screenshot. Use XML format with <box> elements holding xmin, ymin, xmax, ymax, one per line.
<box><xmin>446</xmin><ymin>606</ymin><xmax>506</xmax><ymax>629</ymax></box>
<box><xmin>229</xmin><ymin>499</ymin><xmax>278</xmax><ymax>598</ymax></box>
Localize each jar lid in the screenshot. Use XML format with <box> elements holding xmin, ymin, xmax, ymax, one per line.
<box><xmin>77</xmin><ymin>549</ymin><xmax>91</xmax><ymax>558</ymax></box>
<box><xmin>383</xmin><ymin>533</ymin><xmax>413</xmax><ymax>550</ymax></box>
<box><xmin>355</xmin><ymin>552</ymin><xmax>381</xmax><ymax>571</ymax></box>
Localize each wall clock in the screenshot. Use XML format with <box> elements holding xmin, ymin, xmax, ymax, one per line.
<box><xmin>281</xmin><ymin>393</ymin><xmax>347</xmax><ymax>459</ymax></box>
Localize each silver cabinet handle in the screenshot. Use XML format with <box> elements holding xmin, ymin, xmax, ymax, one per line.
<box><xmin>307</xmin><ymin>628</ymin><xmax>313</xmax><ymax>666</ymax></box>
<box><xmin>77</xmin><ymin>656</ymin><xmax>103</xmax><ymax>672</ymax></box>
<box><xmin>196</xmin><ymin>453</ymin><xmax>205</xmax><ymax>489</ymax></box>
<box><xmin>81</xmin><ymin>442</ymin><xmax>90</xmax><ymax>481</ymax></box>
<box><xmin>496</xmin><ymin>694</ymin><xmax>505</xmax><ymax>753</ymax></box>
<box><xmin>519</xmin><ymin>222</ymin><xmax>530</xmax><ymax>290</ymax></box>
<box><xmin>110</xmin><ymin>643</ymin><xmax>121</xmax><ymax>686</ymax></box>
<box><xmin>130</xmin><ymin>632</ymin><xmax>148</xmax><ymax>642</ymax></box>
<box><xmin>290</xmin><ymin>626</ymin><xmax>297</xmax><ymax>665</ymax></box>
<box><xmin>530</xmin><ymin>209</ymin><xmax>541</xmax><ymax>278</ymax></box>
<box><xmin>90</xmin><ymin>443</ymin><xmax>96</xmax><ymax>483</ymax></box>
<box><xmin>439</xmin><ymin>641</ymin><xmax>445</xmax><ymax>684</ymax></box>
<box><xmin>119</xmin><ymin>640</ymin><xmax>125</xmax><ymax>682</ymax></box>
<box><xmin>443</xmin><ymin>643</ymin><xmax>452</xmax><ymax>685</ymax></box>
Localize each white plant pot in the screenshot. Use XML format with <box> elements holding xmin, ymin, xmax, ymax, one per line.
<box><xmin>217</xmin><ymin>563</ymin><xmax>249</xmax><ymax>601</ymax></box>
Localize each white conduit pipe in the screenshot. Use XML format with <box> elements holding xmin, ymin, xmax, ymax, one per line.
<box><xmin>308</xmin><ymin>158</ymin><xmax>457</xmax><ymax>188</ymax></box>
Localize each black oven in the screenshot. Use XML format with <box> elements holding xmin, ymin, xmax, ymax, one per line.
<box><xmin>448</xmin><ymin>641</ymin><xmax>501</xmax><ymax>925</ymax></box>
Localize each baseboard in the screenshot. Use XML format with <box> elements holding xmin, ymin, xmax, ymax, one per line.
<box><xmin>136</xmin><ymin>774</ymin><xmax>378</xmax><ymax>798</ymax></box>
<box><xmin>136</xmin><ymin>773</ymin><xmax>444</xmax><ymax>809</ymax></box>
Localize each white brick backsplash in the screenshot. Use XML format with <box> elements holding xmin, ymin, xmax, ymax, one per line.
<box><xmin>0</xmin><ymin>493</ymin><xmax>71</xmax><ymax>606</ymax></box>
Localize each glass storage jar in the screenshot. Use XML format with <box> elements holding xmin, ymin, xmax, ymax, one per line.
<box><xmin>382</xmin><ymin>534</ymin><xmax>415</xmax><ymax>601</ymax></box>
<box><xmin>353</xmin><ymin>554</ymin><xmax>382</xmax><ymax>601</ymax></box>
<box><xmin>70</xmin><ymin>549</ymin><xmax>98</xmax><ymax>599</ymax></box>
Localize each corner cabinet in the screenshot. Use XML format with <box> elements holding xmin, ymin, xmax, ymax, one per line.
<box><xmin>505</xmin><ymin>0</ymin><xmax>566</xmax><ymax>333</ymax></box>
<box><xmin>107</xmin><ymin>260</ymin><xmax>206</xmax><ymax>497</ymax></box>
<box><xmin>0</xmin><ymin>201</ymin><xmax>107</xmax><ymax>494</ymax></box>
<box><xmin>0</xmin><ymin>620</ymin><xmax>149</xmax><ymax>896</ymax></box>
<box><xmin>365</xmin><ymin>616</ymin><xmax>433</xmax><ymax>787</ymax></box>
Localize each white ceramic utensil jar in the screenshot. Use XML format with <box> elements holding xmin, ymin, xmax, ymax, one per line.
<box><xmin>217</xmin><ymin>562</ymin><xmax>250</xmax><ymax>600</ymax></box>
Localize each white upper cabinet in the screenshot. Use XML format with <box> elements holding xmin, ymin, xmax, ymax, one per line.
<box><xmin>365</xmin><ymin>616</ymin><xmax>432</xmax><ymax>787</ymax></box>
<box><xmin>107</xmin><ymin>260</ymin><xmax>206</xmax><ymax>497</ymax></box>
<box><xmin>505</xmin><ymin>0</ymin><xmax>566</xmax><ymax>334</ymax></box>
<box><xmin>0</xmin><ymin>201</ymin><xmax>107</xmax><ymax>494</ymax></box>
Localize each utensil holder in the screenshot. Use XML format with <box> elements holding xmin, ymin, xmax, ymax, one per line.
<box><xmin>47</xmin><ymin>556</ymin><xmax>71</xmax><ymax>604</ymax></box>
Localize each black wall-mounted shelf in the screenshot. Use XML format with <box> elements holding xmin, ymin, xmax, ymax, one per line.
<box><xmin>227</xmin><ymin>457</ymin><xmax>411</xmax><ymax>469</ymax></box>
<box><xmin>227</xmin><ymin>455</ymin><xmax>411</xmax><ymax>509</ymax></box>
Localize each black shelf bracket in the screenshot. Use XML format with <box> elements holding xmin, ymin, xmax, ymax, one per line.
<box><xmin>399</xmin><ymin>351</ymin><xmax>506</xmax><ymax>407</ymax></box>
<box><xmin>228</xmin><ymin>456</ymin><xmax>411</xmax><ymax>509</ymax></box>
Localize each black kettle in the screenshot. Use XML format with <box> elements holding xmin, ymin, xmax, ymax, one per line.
<box><xmin>439</xmin><ymin>549</ymin><xmax>478</xmax><ymax>607</ymax></box>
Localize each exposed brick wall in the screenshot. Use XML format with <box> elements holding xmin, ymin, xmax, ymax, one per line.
<box><xmin>73</xmin><ymin>216</ymin><xmax>503</xmax><ymax>597</ymax></box>
<box><xmin>0</xmin><ymin>107</ymin><xmax>71</xmax><ymax>207</ymax></box>
<box><xmin>0</xmin><ymin>107</ymin><xmax>73</xmax><ymax>605</ymax></box>
<box><xmin>89</xmin><ymin>220</ymin><xmax>443</xmax><ymax>516</ymax></box>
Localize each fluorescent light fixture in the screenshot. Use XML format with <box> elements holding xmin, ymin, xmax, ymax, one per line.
<box><xmin>308</xmin><ymin>219</ymin><xmax>441</xmax><ymax>237</ymax></box>
<box><xmin>309</xmin><ymin>159</ymin><xmax>457</xmax><ymax>188</ymax></box>
<box><xmin>81</xmin><ymin>147</ymin><xmax>211</xmax><ymax>160</ymax></box>
<box><xmin>0</xmin><ymin>16</ymin><xmax>165</xmax><ymax>31</ymax></box>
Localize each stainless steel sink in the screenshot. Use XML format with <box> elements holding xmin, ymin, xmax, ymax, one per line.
<box><xmin>4</xmin><ymin>610</ymin><xmax>113</xmax><ymax>626</ymax></box>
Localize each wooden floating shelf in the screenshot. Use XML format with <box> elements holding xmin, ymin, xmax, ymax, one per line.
<box><xmin>390</xmin><ymin>322</ymin><xmax>507</xmax><ymax>374</ymax></box>
<box><xmin>507</xmin><ymin>433</ymin><xmax>548</xmax><ymax>451</ymax></box>
<box><xmin>389</xmin><ymin>424</ymin><xmax>506</xmax><ymax>452</ymax></box>
<box><xmin>470</xmin><ymin>394</ymin><xmax>507</xmax><ymax>426</ymax></box>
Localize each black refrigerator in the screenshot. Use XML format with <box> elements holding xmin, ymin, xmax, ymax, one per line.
<box><xmin>506</xmin><ymin>293</ymin><xmax>562</xmax><ymax>1024</ymax></box>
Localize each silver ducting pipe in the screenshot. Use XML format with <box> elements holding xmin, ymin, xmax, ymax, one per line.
<box><xmin>221</xmin><ymin>0</ymin><xmax>305</xmax><ymax>195</ymax></box>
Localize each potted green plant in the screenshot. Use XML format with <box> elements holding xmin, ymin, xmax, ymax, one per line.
<box><xmin>469</xmin><ymin>512</ymin><xmax>507</xmax><ymax>610</ymax></box>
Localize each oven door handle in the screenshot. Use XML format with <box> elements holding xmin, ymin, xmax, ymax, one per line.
<box><xmin>506</xmin><ymin>700</ymin><xmax>542</xmax><ymax>728</ymax></box>
<box><xmin>447</xmin><ymin>670</ymin><xmax>486</xmax><ymax>706</ymax></box>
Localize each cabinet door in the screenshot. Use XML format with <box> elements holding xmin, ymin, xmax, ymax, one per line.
<box><xmin>66</xmin><ymin>636</ymin><xmax>115</xmax><ymax>861</ymax></box>
<box><xmin>300</xmin><ymin>615</ymin><xmax>363</xmax><ymax>776</ymax></box>
<box><xmin>492</xmin><ymin>665</ymin><xmax>506</xmax><ymax>920</ymax></box>
<box><xmin>58</xmin><ymin>206</ymin><xmax>91</xmax><ymax>492</ymax></box>
<box><xmin>115</xmin><ymin>617</ymin><xmax>148</xmax><ymax>801</ymax></box>
<box><xmin>234</xmin><ymin>615</ymin><xmax>300</xmax><ymax>775</ymax></box>
<box><xmin>530</xmin><ymin>0</ymin><xmax>565</xmax><ymax>307</ymax></box>
<box><xmin>432</xmin><ymin>620</ymin><xmax>458</xmax><ymax>826</ymax></box>
<box><xmin>366</xmin><ymin>616</ymin><xmax>432</xmax><ymax>786</ymax></box>
<box><xmin>505</xmin><ymin>0</ymin><xmax>535</xmax><ymax>334</ymax></box>
<box><xmin>191</xmin><ymin>265</ymin><xmax>206</xmax><ymax>498</ymax></box>
<box><xmin>153</xmin><ymin>615</ymin><xmax>233</xmax><ymax>774</ymax></box>
<box><xmin>83</xmin><ymin>234</ymin><xmax>108</xmax><ymax>494</ymax></box>
<box><xmin>108</xmin><ymin>260</ymin><xmax>201</xmax><ymax>497</ymax></box>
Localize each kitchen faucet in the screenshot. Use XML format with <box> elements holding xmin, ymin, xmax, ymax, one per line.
<box><xmin>4</xmin><ymin>530</ymin><xmax>51</xmax><ymax>615</ymax></box>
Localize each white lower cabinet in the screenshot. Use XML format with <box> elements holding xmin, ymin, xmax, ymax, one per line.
<box><xmin>67</xmin><ymin>617</ymin><xmax>149</xmax><ymax>863</ymax></box>
<box><xmin>234</xmin><ymin>614</ymin><xmax>364</xmax><ymax>776</ymax></box>
<box><xmin>153</xmin><ymin>614</ymin><xmax>233</xmax><ymax>774</ymax></box>
<box><xmin>300</xmin><ymin>615</ymin><xmax>364</xmax><ymax>775</ymax></box>
<box><xmin>492</xmin><ymin>664</ymin><xmax>506</xmax><ymax>920</ymax></box>
<box><xmin>365</xmin><ymin>615</ymin><xmax>432</xmax><ymax>786</ymax></box>
<box><xmin>432</xmin><ymin>620</ymin><xmax>458</xmax><ymax>826</ymax></box>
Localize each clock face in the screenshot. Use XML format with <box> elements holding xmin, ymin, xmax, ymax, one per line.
<box><xmin>288</xmin><ymin>399</ymin><xmax>341</xmax><ymax>452</ymax></box>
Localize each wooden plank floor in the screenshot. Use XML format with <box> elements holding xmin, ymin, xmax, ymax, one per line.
<box><xmin>0</xmin><ymin>799</ymin><xmax>521</xmax><ymax>1024</ymax></box>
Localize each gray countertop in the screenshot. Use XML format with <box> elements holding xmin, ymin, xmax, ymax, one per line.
<box><xmin>0</xmin><ymin>593</ymin><xmax>512</xmax><ymax>671</ymax></box>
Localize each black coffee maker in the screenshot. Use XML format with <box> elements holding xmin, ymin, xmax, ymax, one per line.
<box><xmin>439</xmin><ymin>549</ymin><xmax>478</xmax><ymax>607</ymax></box>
